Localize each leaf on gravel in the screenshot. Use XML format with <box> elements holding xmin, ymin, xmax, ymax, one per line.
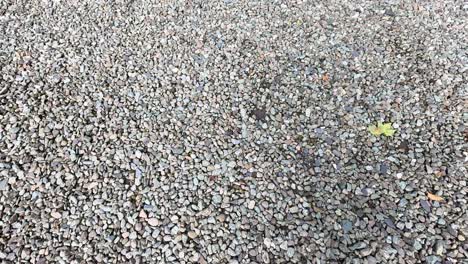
<box><xmin>427</xmin><ymin>193</ymin><xmax>443</xmax><ymax>202</ymax></box>
<box><xmin>322</xmin><ymin>73</ymin><xmax>330</xmax><ymax>82</ymax></box>
<box><xmin>380</xmin><ymin>123</ymin><xmax>396</xmax><ymax>136</ymax></box>
<box><xmin>369</xmin><ymin>124</ymin><xmax>382</xmax><ymax>136</ymax></box>
<box><xmin>369</xmin><ymin>122</ymin><xmax>396</xmax><ymax>137</ymax></box>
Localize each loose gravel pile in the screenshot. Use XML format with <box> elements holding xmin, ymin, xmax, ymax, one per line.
<box><xmin>1</xmin><ymin>0</ymin><xmax>467</xmax><ymax>263</ymax></box>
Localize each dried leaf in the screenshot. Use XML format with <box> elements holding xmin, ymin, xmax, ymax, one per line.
<box><xmin>427</xmin><ymin>193</ymin><xmax>443</xmax><ymax>202</ymax></box>
<box><xmin>369</xmin><ymin>124</ymin><xmax>382</xmax><ymax>136</ymax></box>
<box><xmin>322</xmin><ymin>73</ymin><xmax>330</xmax><ymax>82</ymax></box>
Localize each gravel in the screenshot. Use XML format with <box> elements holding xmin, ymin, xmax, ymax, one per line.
<box><xmin>1</xmin><ymin>0</ymin><xmax>467</xmax><ymax>263</ymax></box>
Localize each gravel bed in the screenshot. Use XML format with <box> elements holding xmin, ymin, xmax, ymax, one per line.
<box><xmin>0</xmin><ymin>0</ymin><xmax>467</xmax><ymax>263</ymax></box>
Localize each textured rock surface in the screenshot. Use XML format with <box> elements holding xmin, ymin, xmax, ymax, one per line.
<box><xmin>0</xmin><ymin>0</ymin><xmax>466</xmax><ymax>263</ymax></box>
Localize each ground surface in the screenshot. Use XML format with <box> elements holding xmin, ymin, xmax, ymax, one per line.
<box><xmin>0</xmin><ymin>0</ymin><xmax>467</xmax><ymax>263</ymax></box>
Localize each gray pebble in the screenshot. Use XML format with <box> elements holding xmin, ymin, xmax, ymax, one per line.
<box><xmin>342</xmin><ymin>220</ymin><xmax>353</xmax><ymax>233</ymax></box>
<box><xmin>421</xmin><ymin>200</ymin><xmax>431</xmax><ymax>212</ymax></box>
<box><xmin>213</xmin><ymin>194</ymin><xmax>222</xmax><ymax>204</ymax></box>
<box><xmin>0</xmin><ymin>179</ymin><xmax>7</xmax><ymax>191</ymax></box>
<box><xmin>426</xmin><ymin>255</ymin><xmax>441</xmax><ymax>264</ymax></box>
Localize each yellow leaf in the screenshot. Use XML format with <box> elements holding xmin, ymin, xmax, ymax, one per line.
<box><xmin>427</xmin><ymin>193</ymin><xmax>443</xmax><ymax>202</ymax></box>
<box><xmin>368</xmin><ymin>125</ymin><xmax>382</xmax><ymax>136</ymax></box>
<box><xmin>368</xmin><ymin>122</ymin><xmax>396</xmax><ymax>137</ymax></box>
<box><xmin>381</xmin><ymin>122</ymin><xmax>396</xmax><ymax>136</ymax></box>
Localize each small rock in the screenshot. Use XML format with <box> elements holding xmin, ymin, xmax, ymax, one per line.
<box><xmin>384</xmin><ymin>218</ymin><xmax>396</xmax><ymax>229</ymax></box>
<box><xmin>379</xmin><ymin>163</ymin><xmax>388</xmax><ymax>174</ymax></box>
<box><xmin>0</xmin><ymin>179</ymin><xmax>7</xmax><ymax>191</ymax></box>
<box><xmin>405</xmin><ymin>222</ymin><xmax>413</xmax><ymax>229</ymax></box>
<box><xmin>143</xmin><ymin>204</ymin><xmax>154</xmax><ymax>211</ymax></box>
<box><xmin>213</xmin><ymin>194</ymin><xmax>222</xmax><ymax>204</ymax></box>
<box><xmin>414</xmin><ymin>240</ymin><xmax>422</xmax><ymax>251</ymax></box>
<box><xmin>264</xmin><ymin>238</ymin><xmax>272</xmax><ymax>248</ymax></box>
<box><xmin>139</xmin><ymin>210</ymin><xmax>147</xmax><ymax>219</ymax></box>
<box><xmin>8</xmin><ymin>177</ymin><xmax>15</xmax><ymax>184</ymax></box>
<box><xmin>279</xmin><ymin>241</ymin><xmax>288</xmax><ymax>250</ymax></box>
<box><xmin>191</xmin><ymin>253</ymin><xmax>200</xmax><ymax>262</ymax></box>
<box><xmin>447</xmin><ymin>226</ymin><xmax>457</xmax><ymax>237</ymax></box>
<box><xmin>420</xmin><ymin>200</ymin><xmax>431</xmax><ymax>212</ymax></box>
<box><xmin>227</xmin><ymin>248</ymin><xmax>237</xmax><ymax>257</ymax></box>
<box><xmin>188</xmin><ymin>231</ymin><xmax>198</xmax><ymax>239</ymax></box>
<box><xmin>51</xmin><ymin>212</ymin><xmax>61</xmax><ymax>219</ymax></box>
<box><xmin>147</xmin><ymin>218</ymin><xmax>160</xmax><ymax>226</ymax></box>
<box><xmin>252</xmin><ymin>108</ymin><xmax>267</xmax><ymax>121</ymax></box>
<box><xmin>87</xmin><ymin>182</ymin><xmax>99</xmax><ymax>190</ymax></box>
<box><xmin>249</xmin><ymin>249</ymin><xmax>258</xmax><ymax>256</ymax></box>
<box><xmin>434</xmin><ymin>241</ymin><xmax>444</xmax><ymax>256</ymax></box>
<box><xmin>384</xmin><ymin>8</ymin><xmax>395</xmax><ymax>17</ymax></box>
<box><xmin>151</xmin><ymin>229</ymin><xmax>160</xmax><ymax>238</ymax></box>
<box><xmin>399</xmin><ymin>198</ymin><xmax>408</xmax><ymax>207</ymax></box>
<box><xmin>350</xmin><ymin>242</ymin><xmax>367</xmax><ymax>250</ymax></box>
<box><xmin>170</xmin><ymin>225</ymin><xmax>179</xmax><ymax>235</ymax></box>
<box><xmin>248</xmin><ymin>200</ymin><xmax>255</xmax><ymax>209</ymax></box>
<box><xmin>290</xmin><ymin>206</ymin><xmax>299</xmax><ymax>213</ymax></box>
<box><xmin>426</xmin><ymin>255</ymin><xmax>441</xmax><ymax>264</ymax></box>
<box><xmin>382</xmin><ymin>247</ymin><xmax>397</xmax><ymax>259</ymax></box>
<box><xmin>360</xmin><ymin>247</ymin><xmax>373</xmax><ymax>257</ymax></box>
<box><xmin>361</xmin><ymin>188</ymin><xmax>373</xmax><ymax>196</ymax></box>
<box><xmin>261</xmin><ymin>251</ymin><xmax>270</xmax><ymax>263</ymax></box>
<box><xmin>367</xmin><ymin>256</ymin><xmax>378</xmax><ymax>264</ymax></box>
<box><xmin>342</xmin><ymin>220</ymin><xmax>353</xmax><ymax>233</ymax></box>
<box><xmin>216</xmin><ymin>214</ymin><xmax>226</xmax><ymax>222</ymax></box>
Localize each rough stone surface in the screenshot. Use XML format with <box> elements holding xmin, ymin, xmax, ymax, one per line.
<box><xmin>0</xmin><ymin>1</ymin><xmax>466</xmax><ymax>263</ymax></box>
